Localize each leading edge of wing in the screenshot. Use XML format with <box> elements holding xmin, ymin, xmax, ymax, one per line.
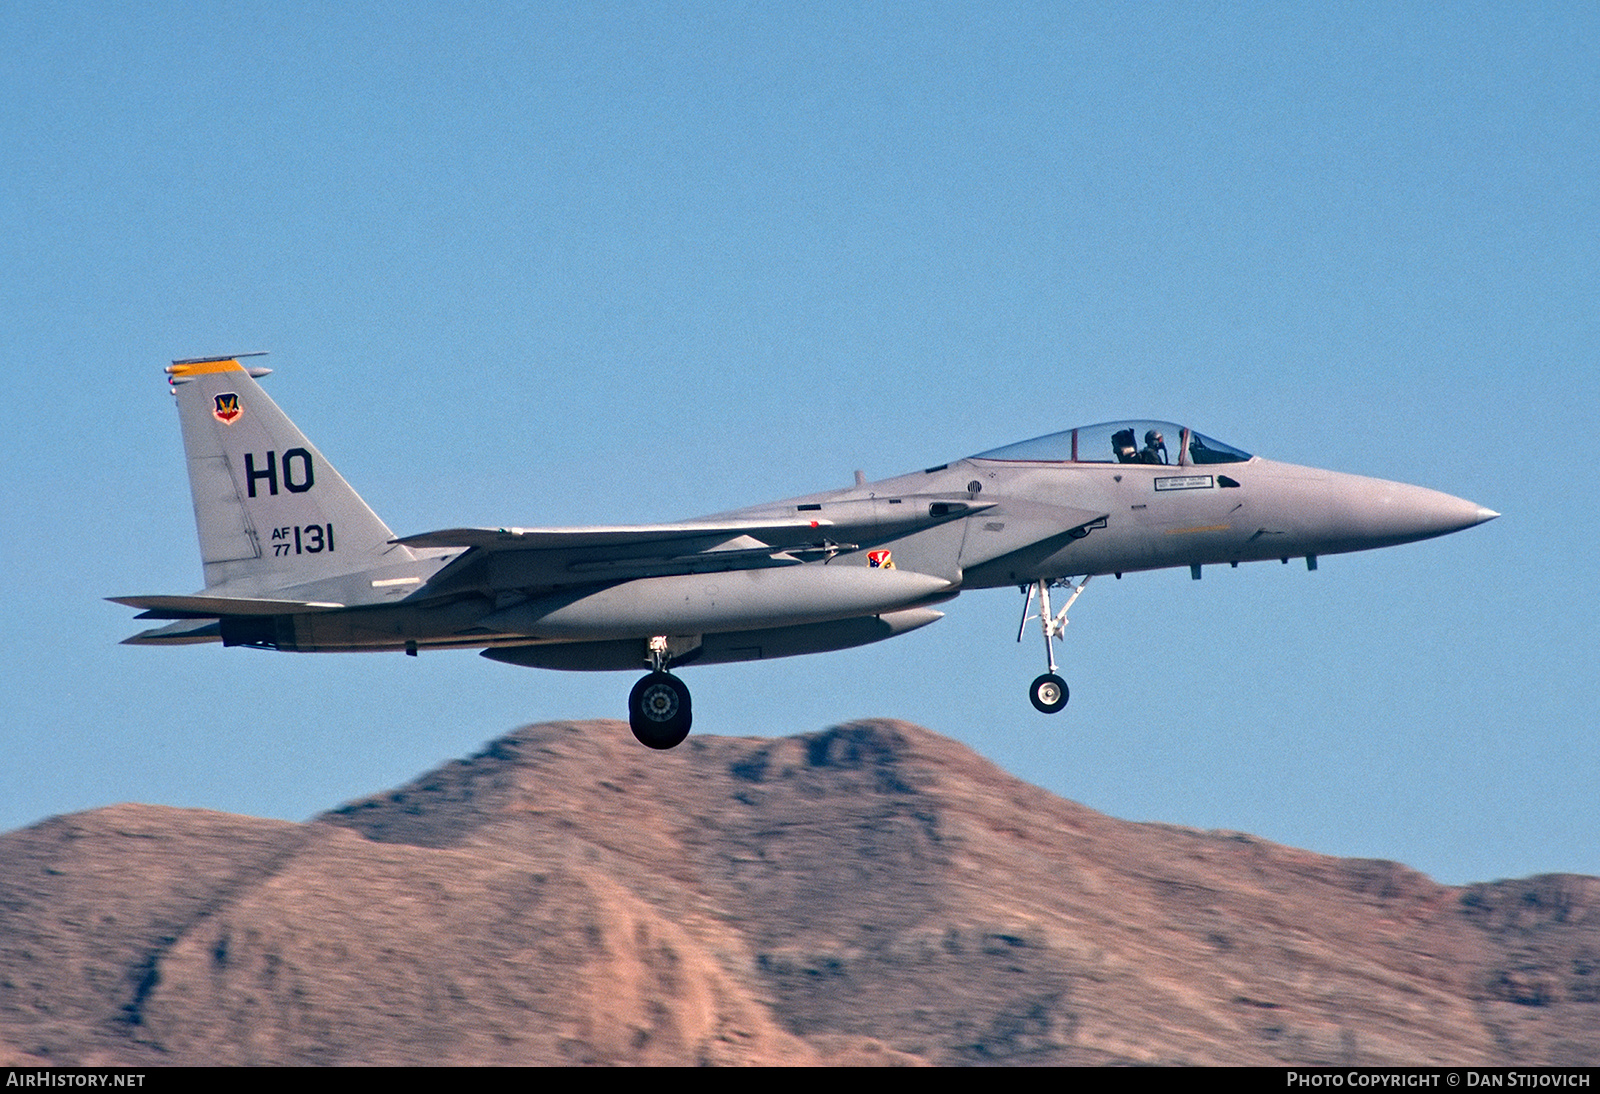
<box><xmin>392</xmin><ymin>519</ymin><xmax>839</xmax><ymax>552</ymax></box>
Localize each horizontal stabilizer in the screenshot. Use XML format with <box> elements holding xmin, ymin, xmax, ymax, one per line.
<box><xmin>108</xmin><ymin>594</ymin><xmax>345</xmax><ymax>619</ymax></box>
<box><xmin>121</xmin><ymin>618</ymin><xmax>223</xmax><ymax>645</ymax></box>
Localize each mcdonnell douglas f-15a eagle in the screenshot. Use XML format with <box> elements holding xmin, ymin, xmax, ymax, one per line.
<box><xmin>115</xmin><ymin>355</ymin><xmax>1497</xmax><ymax>749</ymax></box>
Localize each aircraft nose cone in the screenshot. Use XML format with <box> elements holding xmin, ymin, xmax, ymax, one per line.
<box><xmin>1438</xmin><ymin>495</ymin><xmax>1500</xmax><ymax>534</ymax></box>
<box><xmin>1364</xmin><ymin>482</ymin><xmax>1499</xmax><ymax>544</ymax></box>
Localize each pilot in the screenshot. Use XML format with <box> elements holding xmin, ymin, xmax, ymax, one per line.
<box><xmin>1140</xmin><ymin>429</ymin><xmax>1168</xmax><ymax>464</ymax></box>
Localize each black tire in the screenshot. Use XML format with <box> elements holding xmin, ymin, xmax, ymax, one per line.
<box><xmin>1029</xmin><ymin>672</ymin><xmax>1069</xmax><ymax>714</ymax></box>
<box><xmin>628</xmin><ymin>672</ymin><xmax>693</xmax><ymax>749</ymax></box>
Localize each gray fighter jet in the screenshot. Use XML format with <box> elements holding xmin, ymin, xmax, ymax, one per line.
<box><xmin>115</xmin><ymin>355</ymin><xmax>1497</xmax><ymax>749</ymax></box>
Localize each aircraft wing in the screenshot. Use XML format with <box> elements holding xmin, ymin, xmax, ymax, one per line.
<box><xmin>396</xmin><ymin>520</ymin><xmax>857</xmax><ymax>595</ymax></box>
<box><xmin>393</xmin><ymin>518</ymin><xmax>838</xmax><ymax>552</ymax></box>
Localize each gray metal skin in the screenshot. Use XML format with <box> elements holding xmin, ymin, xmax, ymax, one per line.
<box><xmin>115</xmin><ymin>357</ymin><xmax>1496</xmax><ymax>746</ymax></box>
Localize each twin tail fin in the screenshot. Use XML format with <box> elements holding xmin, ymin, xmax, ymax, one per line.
<box><xmin>163</xmin><ymin>355</ymin><xmax>411</xmax><ymax>594</ymax></box>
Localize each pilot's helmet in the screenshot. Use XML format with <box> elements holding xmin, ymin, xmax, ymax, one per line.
<box><xmin>1145</xmin><ymin>430</ymin><xmax>1164</xmax><ymax>446</ymax></box>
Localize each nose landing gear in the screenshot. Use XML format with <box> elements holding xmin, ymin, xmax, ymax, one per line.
<box><xmin>1018</xmin><ymin>576</ymin><xmax>1090</xmax><ymax>714</ymax></box>
<box><xmin>1029</xmin><ymin>671</ymin><xmax>1068</xmax><ymax>713</ymax></box>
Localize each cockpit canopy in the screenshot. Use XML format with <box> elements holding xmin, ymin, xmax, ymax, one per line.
<box><xmin>972</xmin><ymin>421</ymin><xmax>1252</xmax><ymax>467</ymax></box>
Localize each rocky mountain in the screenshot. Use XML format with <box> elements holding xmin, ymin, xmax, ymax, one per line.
<box><xmin>2</xmin><ymin>719</ymin><xmax>1595</xmax><ymax>1065</ymax></box>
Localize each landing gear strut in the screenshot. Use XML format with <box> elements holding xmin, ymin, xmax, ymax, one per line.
<box><xmin>628</xmin><ymin>636</ymin><xmax>693</xmax><ymax>749</ymax></box>
<box><xmin>1018</xmin><ymin>576</ymin><xmax>1090</xmax><ymax>714</ymax></box>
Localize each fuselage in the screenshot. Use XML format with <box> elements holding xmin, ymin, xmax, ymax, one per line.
<box><xmin>127</xmin><ymin>407</ymin><xmax>1495</xmax><ymax>664</ymax></box>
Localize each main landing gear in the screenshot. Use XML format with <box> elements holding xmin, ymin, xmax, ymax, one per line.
<box><xmin>628</xmin><ymin>636</ymin><xmax>693</xmax><ymax>749</ymax></box>
<box><xmin>1018</xmin><ymin>576</ymin><xmax>1091</xmax><ymax>714</ymax></box>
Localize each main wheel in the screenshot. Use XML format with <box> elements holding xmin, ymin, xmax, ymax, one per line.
<box><xmin>628</xmin><ymin>672</ymin><xmax>693</xmax><ymax>749</ymax></box>
<box><xmin>1029</xmin><ymin>672</ymin><xmax>1069</xmax><ymax>714</ymax></box>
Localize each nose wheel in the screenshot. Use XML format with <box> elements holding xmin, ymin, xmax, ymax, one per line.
<box><xmin>1030</xmin><ymin>673</ymin><xmax>1069</xmax><ymax>713</ymax></box>
<box><xmin>1018</xmin><ymin>577</ymin><xmax>1090</xmax><ymax>714</ymax></box>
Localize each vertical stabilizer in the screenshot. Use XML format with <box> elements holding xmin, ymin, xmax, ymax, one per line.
<box><xmin>165</xmin><ymin>356</ymin><xmax>412</xmax><ymax>592</ymax></box>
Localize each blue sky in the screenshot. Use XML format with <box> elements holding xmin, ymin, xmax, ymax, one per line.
<box><xmin>2</xmin><ymin>2</ymin><xmax>1594</xmax><ymax>885</ymax></box>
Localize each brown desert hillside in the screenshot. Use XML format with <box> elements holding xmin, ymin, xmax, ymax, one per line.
<box><xmin>1</xmin><ymin>719</ymin><xmax>1596</xmax><ymax>1066</ymax></box>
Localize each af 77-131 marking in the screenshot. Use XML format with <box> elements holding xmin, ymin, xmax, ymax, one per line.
<box><xmin>114</xmin><ymin>355</ymin><xmax>1498</xmax><ymax>749</ymax></box>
